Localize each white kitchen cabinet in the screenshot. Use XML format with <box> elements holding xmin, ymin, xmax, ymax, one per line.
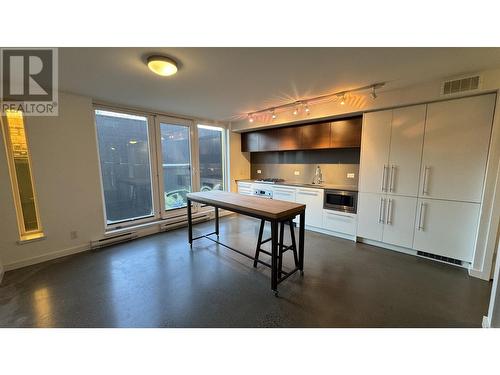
<box><xmin>237</xmin><ymin>182</ymin><xmax>253</xmax><ymax>195</ymax></box>
<box><xmin>272</xmin><ymin>185</ymin><xmax>296</xmax><ymax>202</ymax></box>
<box><xmin>357</xmin><ymin>193</ymin><xmax>418</xmax><ymax>248</ymax></box>
<box><xmin>356</xmin><ymin>192</ymin><xmax>385</xmax><ymax>241</ymax></box>
<box><xmin>419</xmin><ymin>94</ymin><xmax>495</xmax><ymax>203</ymax></box>
<box><xmin>295</xmin><ymin>187</ymin><xmax>324</xmax><ymax>228</ymax></box>
<box><xmin>388</xmin><ymin>105</ymin><xmax>426</xmax><ymax>196</ymax></box>
<box><xmin>413</xmin><ymin>198</ymin><xmax>481</xmax><ymax>262</ymax></box>
<box><xmin>359</xmin><ymin>110</ymin><xmax>392</xmax><ymax>194</ymax></box>
<box><xmin>381</xmin><ymin>195</ymin><xmax>418</xmax><ymax>248</ymax></box>
<box><xmin>322</xmin><ymin>210</ymin><xmax>356</xmax><ymax>236</ymax></box>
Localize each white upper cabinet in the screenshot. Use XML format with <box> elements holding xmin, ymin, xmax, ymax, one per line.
<box><xmin>359</xmin><ymin>110</ymin><xmax>392</xmax><ymax>194</ymax></box>
<box><xmin>387</xmin><ymin>105</ymin><xmax>426</xmax><ymax>197</ymax></box>
<box><xmin>419</xmin><ymin>94</ymin><xmax>495</xmax><ymax>203</ymax></box>
<box><xmin>413</xmin><ymin>198</ymin><xmax>480</xmax><ymax>262</ymax></box>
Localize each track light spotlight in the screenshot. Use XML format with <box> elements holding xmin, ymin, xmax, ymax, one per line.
<box><xmin>271</xmin><ymin>110</ymin><xmax>277</xmax><ymax>120</ymax></box>
<box><xmin>293</xmin><ymin>107</ymin><xmax>299</xmax><ymax>116</ymax></box>
<box><xmin>248</xmin><ymin>114</ymin><xmax>254</xmax><ymax>123</ymax></box>
<box><xmin>304</xmin><ymin>104</ymin><xmax>310</xmax><ymax>114</ymax></box>
<box><xmin>370</xmin><ymin>86</ymin><xmax>377</xmax><ymax>99</ymax></box>
<box><xmin>340</xmin><ymin>93</ymin><xmax>346</xmax><ymax>105</ymax></box>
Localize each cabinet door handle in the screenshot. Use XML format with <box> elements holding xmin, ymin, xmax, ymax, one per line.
<box><xmin>389</xmin><ymin>165</ymin><xmax>396</xmax><ymax>193</ymax></box>
<box><xmin>422</xmin><ymin>166</ymin><xmax>430</xmax><ymax>195</ymax></box>
<box><xmin>386</xmin><ymin>198</ymin><xmax>393</xmax><ymax>225</ymax></box>
<box><xmin>378</xmin><ymin>197</ymin><xmax>385</xmax><ymax>223</ymax></box>
<box><xmin>381</xmin><ymin>165</ymin><xmax>388</xmax><ymax>192</ymax></box>
<box><xmin>417</xmin><ymin>202</ymin><xmax>425</xmax><ymax>231</ymax></box>
<box><xmin>298</xmin><ymin>191</ymin><xmax>319</xmax><ymax>196</ymax></box>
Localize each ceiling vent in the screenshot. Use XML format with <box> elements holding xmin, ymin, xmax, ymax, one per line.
<box><xmin>441</xmin><ymin>75</ymin><xmax>481</xmax><ymax>95</ymax></box>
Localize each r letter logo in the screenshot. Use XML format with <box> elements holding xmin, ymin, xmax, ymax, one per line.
<box><xmin>1</xmin><ymin>48</ymin><xmax>58</xmax><ymax>116</ymax></box>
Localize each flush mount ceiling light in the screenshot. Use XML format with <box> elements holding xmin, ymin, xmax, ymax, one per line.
<box><xmin>147</xmin><ymin>55</ymin><xmax>178</xmax><ymax>76</ymax></box>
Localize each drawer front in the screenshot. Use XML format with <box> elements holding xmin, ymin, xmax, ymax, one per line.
<box><xmin>237</xmin><ymin>182</ymin><xmax>253</xmax><ymax>195</ymax></box>
<box><xmin>272</xmin><ymin>185</ymin><xmax>296</xmax><ymax>202</ymax></box>
<box><xmin>322</xmin><ymin>210</ymin><xmax>357</xmax><ymax>235</ymax></box>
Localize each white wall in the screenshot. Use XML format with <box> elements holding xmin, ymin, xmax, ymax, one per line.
<box><xmin>0</xmin><ymin>92</ymin><xmax>105</xmax><ymax>269</ymax></box>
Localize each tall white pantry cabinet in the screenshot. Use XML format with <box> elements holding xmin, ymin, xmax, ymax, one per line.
<box><xmin>357</xmin><ymin>94</ymin><xmax>496</xmax><ymax>264</ymax></box>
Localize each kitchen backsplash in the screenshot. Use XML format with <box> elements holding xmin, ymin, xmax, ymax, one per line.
<box><xmin>250</xmin><ymin>148</ymin><xmax>360</xmax><ymax>186</ymax></box>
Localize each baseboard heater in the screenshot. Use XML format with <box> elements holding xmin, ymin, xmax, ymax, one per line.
<box><xmin>417</xmin><ymin>251</ymin><xmax>463</xmax><ymax>266</ymax></box>
<box><xmin>90</xmin><ymin>232</ymin><xmax>138</xmax><ymax>250</ymax></box>
<box><xmin>161</xmin><ymin>211</ymin><xmax>210</xmax><ymax>231</ymax></box>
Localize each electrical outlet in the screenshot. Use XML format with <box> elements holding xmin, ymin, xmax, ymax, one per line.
<box><xmin>70</xmin><ymin>230</ymin><xmax>78</xmax><ymax>240</ymax></box>
<box><xmin>347</xmin><ymin>173</ymin><xmax>355</xmax><ymax>179</ymax></box>
<box><xmin>257</xmin><ymin>169</ymin><xmax>262</xmax><ymax>174</ymax></box>
<box><xmin>294</xmin><ymin>170</ymin><xmax>300</xmax><ymax>176</ymax></box>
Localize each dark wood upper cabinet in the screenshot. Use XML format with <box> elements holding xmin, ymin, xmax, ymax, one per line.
<box><xmin>277</xmin><ymin>126</ymin><xmax>301</xmax><ymax>150</ymax></box>
<box><xmin>330</xmin><ymin>117</ymin><xmax>362</xmax><ymax>148</ymax></box>
<box><xmin>259</xmin><ymin>128</ymin><xmax>279</xmax><ymax>151</ymax></box>
<box><xmin>301</xmin><ymin>122</ymin><xmax>331</xmax><ymax>149</ymax></box>
<box><xmin>241</xmin><ymin>131</ymin><xmax>260</xmax><ymax>152</ymax></box>
<box><xmin>240</xmin><ymin>116</ymin><xmax>362</xmax><ymax>152</ymax></box>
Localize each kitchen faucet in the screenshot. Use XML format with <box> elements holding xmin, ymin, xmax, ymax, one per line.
<box><xmin>312</xmin><ymin>165</ymin><xmax>323</xmax><ymax>185</ymax></box>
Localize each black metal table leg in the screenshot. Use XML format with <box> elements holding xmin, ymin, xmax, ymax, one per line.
<box><xmin>299</xmin><ymin>211</ymin><xmax>305</xmax><ymax>275</ymax></box>
<box><xmin>187</xmin><ymin>199</ymin><xmax>193</xmax><ymax>247</ymax></box>
<box><xmin>289</xmin><ymin>219</ymin><xmax>299</xmax><ymax>267</ymax></box>
<box><xmin>278</xmin><ymin>221</ymin><xmax>284</xmax><ymax>277</ymax></box>
<box><xmin>271</xmin><ymin>220</ymin><xmax>279</xmax><ymax>295</ymax></box>
<box><xmin>253</xmin><ymin>219</ymin><xmax>265</xmax><ymax>268</ymax></box>
<box><xmin>214</xmin><ymin>207</ymin><xmax>219</xmax><ymax>238</ymax></box>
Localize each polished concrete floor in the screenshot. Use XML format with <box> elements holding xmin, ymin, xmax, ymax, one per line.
<box><xmin>0</xmin><ymin>215</ymin><xmax>492</xmax><ymax>327</ymax></box>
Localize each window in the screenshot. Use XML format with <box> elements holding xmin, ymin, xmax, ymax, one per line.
<box><xmin>94</xmin><ymin>106</ymin><xmax>228</xmax><ymax>229</ymax></box>
<box><xmin>160</xmin><ymin>122</ymin><xmax>192</xmax><ymax>210</ymax></box>
<box><xmin>95</xmin><ymin>110</ymin><xmax>155</xmax><ymax>225</ymax></box>
<box><xmin>197</xmin><ymin>124</ymin><xmax>225</xmax><ymax>191</ymax></box>
<box><xmin>1</xmin><ymin>110</ymin><xmax>43</xmax><ymax>240</ymax></box>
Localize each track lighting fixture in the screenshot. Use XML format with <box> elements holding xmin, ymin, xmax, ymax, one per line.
<box><xmin>340</xmin><ymin>93</ymin><xmax>346</xmax><ymax>105</ymax></box>
<box><xmin>244</xmin><ymin>82</ymin><xmax>385</xmax><ymax>122</ymax></box>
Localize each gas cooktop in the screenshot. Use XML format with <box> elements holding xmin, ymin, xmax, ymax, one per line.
<box><xmin>254</xmin><ymin>178</ymin><xmax>285</xmax><ymax>184</ymax></box>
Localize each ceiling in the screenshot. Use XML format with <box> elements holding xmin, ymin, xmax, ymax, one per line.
<box><xmin>58</xmin><ymin>48</ymin><xmax>500</xmax><ymax>122</ymax></box>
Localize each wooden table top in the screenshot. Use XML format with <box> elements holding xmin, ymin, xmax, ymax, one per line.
<box><xmin>187</xmin><ymin>191</ymin><xmax>306</xmax><ymax>220</ymax></box>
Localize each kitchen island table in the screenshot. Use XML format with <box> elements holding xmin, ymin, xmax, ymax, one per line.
<box><xmin>186</xmin><ymin>191</ymin><xmax>306</xmax><ymax>295</ymax></box>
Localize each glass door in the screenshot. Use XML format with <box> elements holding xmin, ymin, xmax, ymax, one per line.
<box><xmin>155</xmin><ymin>116</ymin><xmax>196</xmax><ymax>216</ymax></box>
